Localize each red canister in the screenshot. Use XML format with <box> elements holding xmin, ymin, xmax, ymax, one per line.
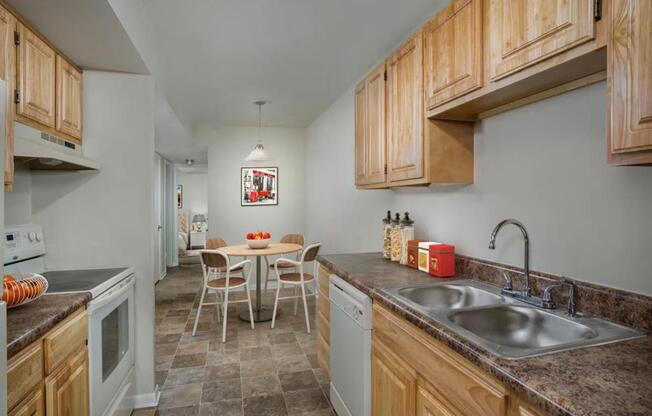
<box><xmin>429</xmin><ymin>244</ymin><xmax>455</xmax><ymax>277</ymax></box>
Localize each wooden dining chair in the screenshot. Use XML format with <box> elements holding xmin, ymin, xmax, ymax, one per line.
<box><xmin>205</xmin><ymin>238</ymin><xmax>227</xmax><ymax>250</ymax></box>
<box><xmin>271</xmin><ymin>243</ymin><xmax>321</xmax><ymax>333</ymax></box>
<box><xmin>263</xmin><ymin>234</ymin><xmax>304</xmax><ymax>293</ymax></box>
<box><xmin>193</xmin><ymin>249</ymin><xmax>255</xmax><ymax>342</ymax></box>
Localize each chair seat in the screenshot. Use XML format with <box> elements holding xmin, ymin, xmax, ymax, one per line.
<box><xmin>270</xmin><ymin>262</ymin><xmax>296</xmax><ymax>269</ymax></box>
<box><xmin>207</xmin><ymin>277</ymin><xmax>246</xmax><ymax>288</ymax></box>
<box><xmin>278</xmin><ymin>273</ymin><xmax>314</xmax><ymax>283</ymax></box>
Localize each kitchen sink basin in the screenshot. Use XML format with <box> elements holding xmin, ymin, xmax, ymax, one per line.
<box><xmin>389</xmin><ymin>280</ymin><xmax>503</xmax><ymax>310</ymax></box>
<box><xmin>448</xmin><ymin>305</ymin><xmax>597</xmax><ymax>349</ymax></box>
<box><xmin>383</xmin><ymin>280</ymin><xmax>644</xmax><ymax>359</ymax></box>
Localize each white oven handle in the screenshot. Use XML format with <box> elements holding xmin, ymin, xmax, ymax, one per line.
<box><xmin>87</xmin><ymin>275</ymin><xmax>135</xmax><ymax>314</ymax></box>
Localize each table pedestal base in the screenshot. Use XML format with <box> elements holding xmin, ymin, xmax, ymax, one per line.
<box><xmin>239</xmin><ymin>308</ymin><xmax>276</xmax><ymax>323</ymax></box>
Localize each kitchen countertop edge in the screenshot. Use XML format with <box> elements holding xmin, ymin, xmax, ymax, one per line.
<box><xmin>7</xmin><ymin>292</ymin><xmax>92</xmax><ymax>360</ymax></box>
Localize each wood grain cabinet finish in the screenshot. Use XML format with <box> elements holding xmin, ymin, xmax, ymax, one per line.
<box><xmin>424</xmin><ymin>0</ymin><xmax>483</xmax><ymax>110</ymax></box>
<box><xmin>417</xmin><ymin>381</ymin><xmax>460</xmax><ymax>416</ymax></box>
<box><xmin>607</xmin><ymin>0</ymin><xmax>652</xmax><ymax>165</ymax></box>
<box><xmin>387</xmin><ymin>33</ymin><xmax>425</xmax><ymax>183</ymax></box>
<box><xmin>316</xmin><ymin>265</ymin><xmax>331</xmax><ymax>378</ymax></box>
<box><xmin>0</xmin><ymin>5</ymin><xmax>15</xmax><ymax>191</ymax></box>
<box><xmin>8</xmin><ymin>387</ymin><xmax>45</xmax><ymax>416</ymax></box>
<box><xmin>488</xmin><ymin>0</ymin><xmax>595</xmax><ymax>81</ymax></box>
<box><xmin>43</xmin><ymin>307</ymin><xmax>88</xmax><ymax>375</ymax></box>
<box><xmin>365</xmin><ymin>62</ymin><xmax>387</xmax><ymax>185</ymax></box>
<box><xmin>55</xmin><ymin>55</ymin><xmax>82</xmax><ymax>140</ymax></box>
<box><xmin>354</xmin><ymin>81</ymin><xmax>367</xmax><ymax>185</ymax></box>
<box><xmin>371</xmin><ymin>339</ymin><xmax>416</xmax><ymax>416</ymax></box>
<box><xmin>355</xmin><ymin>62</ymin><xmax>387</xmax><ymax>187</ymax></box>
<box><xmin>7</xmin><ymin>342</ymin><xmax>44</xmax><ymax>411</ymax></box>
<box><xmin>16</xmin><ymin>22</ymin><xmax>55</xmax><ymax>128</ymax></box>
<box><xmin>45</xmin><ymin>346</ymin><xmax>89</xmax><ymax>416</ymax></box>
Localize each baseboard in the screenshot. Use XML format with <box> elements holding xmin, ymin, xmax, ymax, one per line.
<box><xmin>131</xmin><ymin>385</ymin><xmax>160</xmax><ymax>409</ymax></box>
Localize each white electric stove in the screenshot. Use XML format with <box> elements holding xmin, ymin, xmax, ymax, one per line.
<box><xmin>4</xmin><ymin>224</ymin><xmax>135</xmax><ymax>416</ymax></box>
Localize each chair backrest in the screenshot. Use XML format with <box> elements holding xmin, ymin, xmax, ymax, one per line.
<box><xmin>280</xmin><ymin>234</ymin><xmax>304</xmax><ymax>246</ymax></box>
<box><xmin>302</xmin><ymin>243</ymin><xmax>321</xmax><ymax>262</ymax></box>
<box><xmin>200</xmin><ymin>249</ymin><xmax>228</xmax><ymax>270</ymax></box>
<box><xmin>205</xmin><ymin>238</ymin><xmax>227</xmax><ymax>250</ymax></box>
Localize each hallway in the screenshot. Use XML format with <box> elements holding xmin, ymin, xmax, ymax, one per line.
<box><xmin>138</xmin><ymin>264</ymin><xmax>332</xmax><ymax>416</ymax></box>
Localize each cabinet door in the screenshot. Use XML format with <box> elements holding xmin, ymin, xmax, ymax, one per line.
<box><xmin>354</xmin><ymin>81</ymin><xmax>367</xmax><ymax>185</ymax></box>
<box><xmin>424</xmin><ymin>0</ymin><xmax>482</xmax><ymax>109</ymax></box>
<box><xmin>417</xmin><ymin>384</ymin><xmax>458</xmax><ymax>416</ymax></box>
<box><xmin>365</xmin><ymin>63</ymin><xmax>387</xmax><ymax>185</ymax></box>
<box><xmin>16</xmin><ymin>23</ymin><xmax>55</xmax><ymax>128</ymax></box>
<box><xmin>489</xmin><ymin>0</ymin><xmax>595</xmax><ymax>81</ymax></box>
<box><xmin>9</xmin><ymin>387</ymin><xmax>45</xmax><ymax>416</ymax></box>
<box><xmin>372</xmin><ymin>340</ymin><xmax>416</xmax><ymax>416</ymax></box>
<box><xmin>387</xmin><ymin>33</ymin><xmax>424</xmax><ymax>183</ymax></box>
<box><xmin>45</xmin><ymin>347</ymin><xmax>89</xmax><ymax>416</ymax></box>
<box><xmin>55</xmin><ymin>56</ymin><xmax>82</xmax><ymax>140</ymax></box>
<box><xmin>0</xmin><ymin>6</ymin><xmax>14</xmax><ymax>191</ymax></box>
<box><xmin>608</xmin><ymin>0</ymin><xmax>652</xmax><ymax>164</ymax></box>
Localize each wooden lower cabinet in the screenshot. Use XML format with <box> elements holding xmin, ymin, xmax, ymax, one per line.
<box><xmin>7</xmin><ymin>309</ymin><xmax>89</xmax><ymax>416</ymax></box>
<box><xmin>371</xmin><ymin>339</ymin><xmax>416</xmax><ymax>416</ymax></box>
<box><xmin>316</xmin><ymin>264</ymin><xmax>331</xmax><ymax>378</ymax></box>
<box><xmin>45</xmin><ymin>346</ymin><xmax>89</xmax><ymax>416</ymax></box>
<box><xmin>9</xmin><ymin>387</ymin><xmax>45</xmax><ymax>416</ymax></box>
<box><xmin>372</xmin><ymin>303</ymin><xmax>549</xmax><ymax>416</ymax></box>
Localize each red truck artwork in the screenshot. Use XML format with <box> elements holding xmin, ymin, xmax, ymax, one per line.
<box><xmin>242</xmin><ymin>168</ymin><xmax>278</xmax><ymax>206</ymax></box>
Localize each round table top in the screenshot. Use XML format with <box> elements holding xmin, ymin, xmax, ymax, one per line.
<box><xmin>219</xmin><ymin>243</ymin><xmax>302</xmax><ymax>257</ymax></box>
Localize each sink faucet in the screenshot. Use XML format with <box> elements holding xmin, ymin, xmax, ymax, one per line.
<box><xmin>489</xmin><ymin>219</ymin><xmax>531</xmax><ymax>296</ymax></box>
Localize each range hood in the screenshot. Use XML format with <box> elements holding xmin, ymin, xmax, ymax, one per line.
<box><xmin>13</xmin><ymin>122</ymin><xmax>100</xmax><ymax>171</ymax></box>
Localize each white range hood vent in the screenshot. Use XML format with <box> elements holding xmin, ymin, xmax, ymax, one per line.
<box><xmin>13</xmin><ymin>122</ymin><xmax>100</xmax><ymax>171</ymax></box>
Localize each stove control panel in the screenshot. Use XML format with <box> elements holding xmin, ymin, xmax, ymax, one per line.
<box><xmin>4</xmin><ymin>224</ymin><xmax>46</xmax><ymax>265</ymax></box>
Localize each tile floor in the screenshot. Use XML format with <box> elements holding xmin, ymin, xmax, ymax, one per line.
<box><xmin>133</xmin><ymin>264</ymin><xmax>333</xmax><ymax>416</ymax></box>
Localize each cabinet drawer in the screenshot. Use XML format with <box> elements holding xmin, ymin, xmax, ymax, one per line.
<box><xmin>317</xmin><ymin>310</ymin><xmax>330</xmax><ymax>344</ymax></box>
<box><xmin>7</xmin><ymin>342</ymin><xmax>43</xmax><ymax>411</ymax></box>
<box><xmin>373</xmin><ymin>304</ymin><xmax>508</xmax><ymax>416</ymax></box>
<box><xmin>317</xmin><ymin>292</ymin><xmax>330</xmax><ymax>321</ymax></box>
<box><xmin>9</xmin><ymin>386</ymin><xmax>45</xmax><ymax>416</ymax></box>
<box><xmin>317</xmin><ymin>265</ymin><xmax>330</xmax><ymax>297</ymax></box>
<box><xmin>317</xmin><ymin>333</ymin><xmax>330</xmax><ymax>378</ymax></box>
<box><xmin>43</xmin><ymin>308</ymin><xmax>87</xmax><ymax>374</ymax></box>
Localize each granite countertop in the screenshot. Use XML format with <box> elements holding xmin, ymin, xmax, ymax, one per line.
<box><xmin>7</xmin><ymin>292</ymin><xmax>92</xmax><ymax>359</ymax></box>
<box><xmin>317</xmin><ymin>253</ymin><xmax>652</xmax><ymax>416</ymax></box>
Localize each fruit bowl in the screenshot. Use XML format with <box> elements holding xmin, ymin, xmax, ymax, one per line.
<box><xmin>3</xmin><ymin>273</ymin><xmax>48</xmax><ymax>309</ymax></box>
<box><xmin>247</xmin><ymin>238</ymin><xmax>271</xmax><ymax>249</ymax></box>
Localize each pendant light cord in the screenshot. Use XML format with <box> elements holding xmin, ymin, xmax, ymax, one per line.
<box><xmin>258</xmin><ymin>103</ymin><xmax>262</xmax><ymax>141</ymax></box>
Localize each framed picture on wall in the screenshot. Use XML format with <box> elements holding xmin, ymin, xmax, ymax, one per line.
<box><xmin>241</xmin><ymin>167</ymin><xmax>278</xmax><ymax>206</ymax></box>
<box><xmin>177</xmin><ymin>184</ymin><xmax>183</xmax><ymax>209</ymax></box>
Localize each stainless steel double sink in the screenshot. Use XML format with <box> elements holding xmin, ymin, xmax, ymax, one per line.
<box><xmin>384</xmin><ymin>280</ymin><xmax>643</xmax><ymax>359</ymax></box>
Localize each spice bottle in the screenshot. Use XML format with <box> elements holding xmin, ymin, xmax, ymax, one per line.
<box><xmin>399</xmin><ymin>212</ymin><xmax>414</xmax><ymax>265</ymax></box>
<box><xmin>382</xmin><ymin>211</ymin><xmax>392</xmax><ymax>259</ymax></box>
<box><xmin>390</xmin><ymin>213</ymin><xmax>402</xmax><ymax>262</ymax></box>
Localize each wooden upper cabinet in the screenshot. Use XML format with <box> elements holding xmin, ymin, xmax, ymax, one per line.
<box><xmin>354</xmin><ymin>81</ymin><xmax>367</xmax><ymax>185</ymax></box>
<box><xmin>424</xmin><ymin>0</ymin><xmax>483</xmax><ymax>110</ymax></box>
<box><xmin>365</xmin><ymin>62</ymin><xmax>387</xmax><ymax>185</ymax></box>
<box><xmin>0</xmin><ymin>5</ymin><xmax>15</xmax><ymax>191</ymax></box>
<box><xmin>387</xmin><ymin>33</ymin><xmax>425</xmax><ymax>183</ymax></box>
<box><xmin>607</xmin><ymin>0</ymin><xmax>652</xmax><ymax>165</ymax></box>
<box><xmin>488</xmin><ymin>0</ymin><xmax>595</xmax><ymax>81</ymax></box>
<box><xmin>55</xmin><ymin>55</ymin><xmax>82</xmax><ymax>140</ymax></box>
<box><xmin>16</xmin><ymin>23</ymin><xmax>55</xmax><ymax>128</ymax></box>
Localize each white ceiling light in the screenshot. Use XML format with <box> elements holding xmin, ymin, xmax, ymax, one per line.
<box><xmin>244</xmin><ymin>100</ymin><xmax>271</xmax><ymax>161</ymax></box>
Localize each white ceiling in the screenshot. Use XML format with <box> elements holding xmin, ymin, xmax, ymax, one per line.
<box><xmin>141</xmin><ymin>0</ymin><xmax>444</xmax><ymax>128</ymax></box>
<box><xmin>6</xmin><ymin>0</ymin><xmax>148</xmax><ymax>74</ymax></box>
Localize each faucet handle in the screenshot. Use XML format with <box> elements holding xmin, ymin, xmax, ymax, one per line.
<box><xmin>560</xmin><ymin>276</ymin><xmax>577</xmax><ymax>317</ymax></box>
<box><xmin>542</xmin><ymin>283</ymin><xmax>560</xmax><ymax>302</ymax></box>
<box><xmin>500</xmin><ymin>270</ymin><xmax>513</xmax><ymax>291</ymax></box>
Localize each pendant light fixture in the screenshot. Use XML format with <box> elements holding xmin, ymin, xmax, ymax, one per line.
<box><xmin>244</xmin><ymin>100</ymin><xmax>271</xmax><ymax>161</ymax></box>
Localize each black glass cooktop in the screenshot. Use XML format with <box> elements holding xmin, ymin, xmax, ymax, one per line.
<box><xmin>42</xmin><ymin>268</ymin><xmax>128</xmax><ymax>293</ymax></box>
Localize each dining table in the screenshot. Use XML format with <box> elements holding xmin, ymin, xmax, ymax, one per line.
<box><xmin>219</xmin><ymin>243</ymin><xmax>302</xmax><ymax>322</ymax></box>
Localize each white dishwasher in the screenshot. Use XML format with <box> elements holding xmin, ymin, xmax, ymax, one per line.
<box><xmin>329</xmin><ymin>274</ymin><xmax>373</xmax><ymax>416</ymax></box>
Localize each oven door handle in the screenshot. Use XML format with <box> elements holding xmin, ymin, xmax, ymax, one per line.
<box><xmin>88</xmin><ymin>275</ymin><xmax>135</xmax><ymax>314</ymax></box>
